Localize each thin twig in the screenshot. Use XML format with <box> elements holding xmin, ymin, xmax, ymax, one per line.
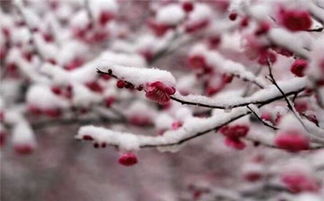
<box><xmin>247</xmin><ymin>105</ymin><xmax>278</xmax><ymax>130</ymax></box>
<box><xmin>170</xmin><ymin>89</ymin><xmax>303</xmax><ymax>110</ymax></box>
<box><xmin>97</xmin><ymin>68</ymin><xmax>305</xmax><ymax>110</ymax></box>
<box><xmin>140</xmin><ymin>93</ymin><xmax>318</xmax><ymax>149</ymax></box>
<box><xmin>306</xmin><ymin>27</ymin><xmax>324</xmax><ymax>32</ymax></box>
<box><xmin>266</xmin><ymin>60</ymin><xmax>309</xmax><ymax>131</ymax></box>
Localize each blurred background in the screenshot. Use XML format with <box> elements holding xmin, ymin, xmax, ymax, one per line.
<box><xmin>1</xmin><ymin>0</ymin><xmax>324</xmax><ymax>201</ymax></box>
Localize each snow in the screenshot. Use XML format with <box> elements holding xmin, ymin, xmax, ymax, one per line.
<box><xmin>295</xmin><ymin>194</ymin><xmax>323</xmax><ymax>201</ymax></box>
<box><xmin>12</xmin><ymin>122</ymin><xmax>36</xmax><ymax>147</ymax></box>
<box><xmin>242</xmin><ymin>162</ymin><xmax>263</xmax><ymax>174</ymax></box>
<box><xmin>172</xmin><ymin>77</ymin><xmax>307</xmax><ymax>109</ymax></box>
<box><xmin>268</xmin><ymin>29</ymin><xmax>310</xmax><ymax>59</ymax></box>
<box><xmin>278</xmin><ymin>113</ymin><xmax>324</xmax><ymax>143</ymax></box>
<box><xmin>155</xmin><ymin>113</ymin><xmax>174</xmax><ymax>130</ymax></box>
<box><xmin>98</xmin><ymin>64</ymin><xmax>176</xmax><ymax>87</ymax></box>
<box><xmin>70</xmin><ymin>10</ymin><xmax>89</xmax><ymax>28</ymax></box>
<box><xmin>15</xmin><ymin>58</ymin><xmax>51</xmax><ymax>84</ymax></box>
<box><xmin>127</xmin><ymin>100</ymin><xmax>152</xmax><ymax>114</ymax></box>
<box><xmin>21</xmin><ymin>7</ymin><xmax>41</xmax><ymax>30</ymax></box>
<box><xmin>279</xmin><ymin>114</ymin><xmax>306</xmax><ymax>133</ymax></box>
<box><xmin>56</xmin><ymin>41</ymin><xmax>88</xmax><ymax>66</ymax></box>
<box><xmin>308</xmin><ymin>35</ymin><xmax>324</xmax><ymax>80</ymax></box>
<box><xmin>190</xmin><ymin>44</ymin><xmax>266</xmax><ymax>87</ymax></box>
<box><xmin>174</xmin><ymin>107</ymin><xmax>192</xmax><ymax>121</ymax></box>
<box><xmin>11</xmin><ymin>27</ymin><xmax>31</xmax><ymax>45</ymax></box>
<box><xmin>76</xmin><ymin>107</ymin><xmax>253</xmax><ymax>151</ymax></box>
<box><xmin>71</xmin><ymin>83</ymin><xmax>102</xmax><ymax>107</ymax></box>
<box><xmin>89</xmin><ymin>0</ymin><xmax>118</xmax><ymax>17</ymax></box>
<box><xmin>187</xmin><ymin>3</ymin><xmax>213</xmax><ymax>23</ymax></box>
<box><xmin>26</xmin><ymin>85</ymin><xmax>69</xmax><ymax>109</ymax></box>
<box><xmin>176</xmin><ymin>75</ymin><xmax>197</xmax><ymax>94</ymax></box>
<box><xmin>100</xmin><ymin>51</ymin><xmax>147</xmax><ymax>67</ymax></box>
<box><xmin>77</xmin><ymin>125</ymin><xmax>140</xmax><ymax>150</ymax></box>
<box><xmin>34</xmin><ymin>33</ymin><xmax>59</xmax><ymax>59</ymax></box>
<box><xmin>307</xmin><ymin>0</ymin><xmax>324</xmax><ymax>24</ymax></box>
<box><xmin>41</xmin><ymin>51</ymin><xmax>147</xmax><ymax>85</ymax></box>
<box><xmin>248</xmin><ymin>3</ymin><xmax>272</xmax><ymax>21</ymax></box>
<box><xmin>156</xmin><ymin>4</ymin><xmax>185</xmax><ymax>25</ymax></box>
<box><xmin>248</xmin><ymin>104</ymin><xmax>260</xmax><ymax>117</ymax></box>
<box><xmin>228</xmin><ymin>0</ymin><xmax>243</xmax><ymax>13</ymax></box>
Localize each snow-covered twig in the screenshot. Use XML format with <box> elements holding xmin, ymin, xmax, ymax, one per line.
<box><xmin>246</xmin><ymin>105</ymin><xmax>278</xmax><ymax>130</ymax></box>
<box><xmin>76</xmin><ymin>83</ymin><xmax>323</xmax><ymax>150</ymax></box>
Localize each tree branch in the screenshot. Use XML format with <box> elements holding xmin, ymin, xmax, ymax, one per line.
<box><xmin>247</xmin><ymin>105</ymin><xmax>278</xmax><ymax>130</ymax></box>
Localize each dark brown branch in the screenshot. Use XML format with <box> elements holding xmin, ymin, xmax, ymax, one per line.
<box><xmin>98</xmin><ymin>67</ymin><xmax>305</xmax><ymax>111</ymax></box>
<box><xmin>170</xmin><ymin>88</ymin><xmax>304</xmax><ymax>110</ymax></box>
<box><xmin>247</xmin><ymin>105</ymin><xmax>278</xmax><ymax>130</ymax></box>
<box><xmin>140</xmin><ymin>89</ymin><xmax>315</xmax><ymax>149</ymax></box>
<box><xmin>266</xmin><ymin>60</ymin><xmax>308</xmax><ymax>131</ymax></box>
<box><xmin>306</xmin><ymin>27</ymin><xmax>324</xmax><ymax>32</ymax></box>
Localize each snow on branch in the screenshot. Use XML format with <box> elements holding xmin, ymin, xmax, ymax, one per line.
<box><xmin>76</xmin><ymin>78</ymin><xmax>322</xmax><ymax>151</ymax></box>
<box><xmin>76</xmin><ymin>107</ymin><xmax>251</xmax><ymax>150</ymax></box>
<box><xmin>190</xmin><ymin>45</ymin><xmax>267</xmax><ymax>88</ymax></box>
<box><xmin>97</xmin><ymin>64</ymin><xmax>176</xmax><ymax>88</ymax></box>
<box><xmin>171</xmin><ymin>77</ymin><xmax>307</xmax><ymax>109</ymax></box>
<box><xmin>267</xmin><ymin>29</ymin><xmax>310</xmax><ymax>59</ymax></box>
<box><xmin>97</xmin><ymin>63</ymin><xmax>177</xmax><ymax>104</ymax></box>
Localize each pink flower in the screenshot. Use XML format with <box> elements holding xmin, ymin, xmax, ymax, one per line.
<box><xmin>51</xmin><ymin>86</ymin><xmax>62</xmax><ymax>95</ymax></box>
<box><xmin>98</xmin><ymin>10</ymin><xmax>114</xmax><ymax>26</ymax></box>
<box><xmin>294</xmin><ymin>100</ymin><xmax>308</xmax><ymax>113</ymax></box>
<box><xmin>185</xmin><ymin>19</ymin><xmax>209</xmax><ymax>33</ymax></box>
<box><xmin>129</xmin><ymin>115</ymin><xmax>152</xmax><ymax>126</ymax></box>
<box><xmin>118</xmin><ymin>152</ymin><xmax>138</xmax><ymax>166</ymax></box>
<box><xmin>208</xmin><ymin>35</ymin><xmax>221</xmax><ymax>49</ymax></box>
<box><xmin>82</xmin><ymin>135</ymin><xmax>93</xmax><ymax>141</ymax></box>
<box><xmin>64</xmin><ymin>57</ymin><xmax>84</xmax><ymax>71</ymax></box>
<box><xmin>171</xmin><ymin>121</ymin><xmax>183</xmax><ymax>130</ymax></box>
<box><xmin>225</xmin><ymin>137</ymin><xmax>246</xmax><ymax>150</ymax></box>
<box><xmin>244</xmin><ymin>171</ymin><xmax>262</xmax><ymax>182</ymax></box>
<box><xmin>104</xmin><ymin>96</ymin><xmax>116</xmax><ymax>107</ymax></box>
<box><xmin>254</xmin><ymin>21</ymin><xmax>270</xmax><ymax>36</ymax></box>
<box><xmin>228</xmin><ymin>12</ymin><xmax>238</xmax><ymax>21</ymax></box>
<box><xmin>274</xmin><ymin>130</ymin><xmax>309</xmax><ymax>152</ymax></box>
<box><xmin>260</xmin><ymin>112</ymin><xmax>274</xmax><ymax>124</ymax></box>
<box><xmin>281</xmin><ymin>171</ymin><xmax>319</xmax><ymax>193</ymax></box>
<box><xmin>182</xmin><ymin>1</ymin><xmax>194</xmax><ymax>13</ymax></box>
<box><xmin>258</xmin><ymin>50</ymin><xmax>277</xmax><ymax>65</ymax></box>
<box><xmin>14</xmin><ymin>144</ymin><xmax>35</xmax><ymax>155</ymax></box>
<box><xmin>220</xmin><ymin>125</ymin><xmax>249</xmax><ymax>150</ymax></box>
<box><xmin>148</xmin><ymin>20</ymin><xmax>173</xmax><ymax>37</ymax></box>
<box><xmin>145</xmin><ymin>81</ymin><xmax>176</xmax><ymax>104</ymax></box>
<box><xmin>290</xmin><ymin>59</ymin><xmax>308</xmax><ymax>77</ymax></box>
<box><xmin>44</xmin><ymin>108</ymin><xmax>62</xmax><ymax>118</ymax></box>
<box><xmin>28</xmin><ymin>105</ymin><xmax>43</xmax><ymax>116</ymax></box>
<box><xmin>220</xmin><ymin>125</ymin><xmax>249</xmax><ymax>139</ymax></box>
<box><xmin>85</xmin><ymin>81</ymin><xmax>103</xmax><ymax>93</ymax></box>
<box><xmin>116</xmin><ymin>80</ymin><xmax>126</xmax><ymax>88</ymax></box>
<box><xmin>279</xmin><ymin>9</ymin><xmax>312</xmax><ymax>31</ymax></box>
<box><xmin>188</xmin><ymin>54</ymin><xmax>207</xmax><ymax>69</ymax></box>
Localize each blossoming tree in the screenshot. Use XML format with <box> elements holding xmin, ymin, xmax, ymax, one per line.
<box><xmin>1</xmin><ymin>0</ymin><xmax>324</xmax><ymax>200</ymax></box>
